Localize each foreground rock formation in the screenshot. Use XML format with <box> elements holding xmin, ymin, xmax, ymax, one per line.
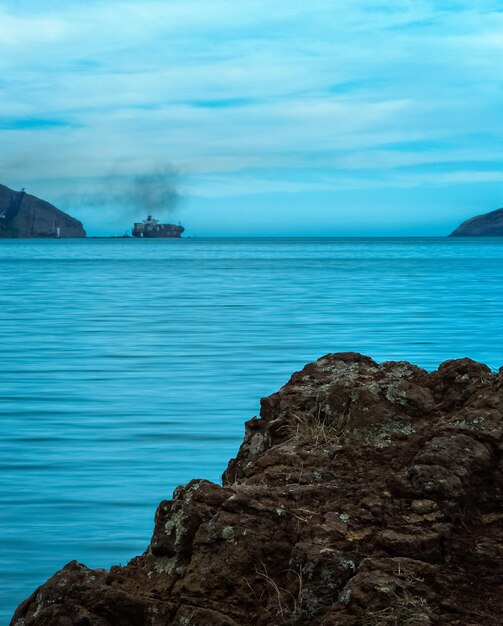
<box><xmin>449</xmin><ymin>207</ymin><xmax>503</xmax><ymax>236</ymax></box>
<box><xmin>0</xmin><ymin>184</ymin><xmax>85</xmax><ymax>238</ymax></box>
<box><xmin>11</xmin><ymin>353</ymin><xmax>503</xmax><ymax>625</ymax></box>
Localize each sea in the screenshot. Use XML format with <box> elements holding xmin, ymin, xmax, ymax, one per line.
<box><xmin>1</xmin><ymin>237</ymin><xmax>503</xmax><ymax>622</ymax></box>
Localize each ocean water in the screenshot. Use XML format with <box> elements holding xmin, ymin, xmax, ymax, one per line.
<box><xmin>1</xmin><ymin>236</ymin><xmax>503</xmax><ymax>622</ymax></box>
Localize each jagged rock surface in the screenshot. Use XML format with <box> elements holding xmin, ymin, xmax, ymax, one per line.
<box><xmin>11</xmin><ymin>353</ymin><xmax>503</xmax><ymax>625</ymax></box>
<box><xmin>0</xmin><ymin>183</ymin><xmax>85</xmax><ymax>238</ymax></box>
<box><xmin>449</xmin><ymin>206</ymin><xmax>503</xmax><ymax>236</ymax></box>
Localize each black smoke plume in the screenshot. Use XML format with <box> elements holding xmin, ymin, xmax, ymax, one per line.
<box><xmin>74</xmin><ymin>165</ymin><xmax>182</xmax><ymax>218</ymax></box>
<box><xmin>117</xmin><ymin>167</ymin><xmax>180</xmax><ymax>216</ymax></box>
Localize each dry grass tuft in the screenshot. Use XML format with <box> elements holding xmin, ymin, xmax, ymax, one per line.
<box><xmin>286</xmin><ymin>412</ymin><xmax>341</xmax><ymax>446</ymax></box>
<box><xmin>285</xmin><ymin>395</ymin><xmax>350</xmax><ymax>446</ymax></box>
<box><xmin>244</xmin><ymin>562</ymin><xmax>305</xmax><ymax>625</ymax></box>
<box><xmin>362</xmin><ymin>589</ymin><xmax>432</xmax><ymax>626</ymax></box>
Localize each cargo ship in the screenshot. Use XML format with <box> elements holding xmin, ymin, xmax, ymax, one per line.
<box><xmin>132</xmin><ymin>215</ymin><xmax>184</xmax><ymax>238</ymax></box>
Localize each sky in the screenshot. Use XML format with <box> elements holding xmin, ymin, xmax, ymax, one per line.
<box><xmin>1</xmin><ymin>0</ymin><xmax>503</xmax><ymax>236</ymax></box>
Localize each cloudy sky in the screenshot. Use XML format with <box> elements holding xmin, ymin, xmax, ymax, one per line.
<box><xmin>1</xmin><ymin>0</ymin><xmax>503</xmax><ymax>235</ymax></box>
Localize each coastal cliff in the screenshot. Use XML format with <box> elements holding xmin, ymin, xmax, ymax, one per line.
<box><xmin>0</xmin><ymin>184</ymin><xmax>85</xmax><ymax>238</ymax></box>
<box><xmin>449</xmin><ymin>207</ymin><xmax>503</xmax><ymax>237</ymax></box>
<box><xmin>11</xmin><ymin>353</ymin><xmax>503</xmax><ymax>625</ymax></box>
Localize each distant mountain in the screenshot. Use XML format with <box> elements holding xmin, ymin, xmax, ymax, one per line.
<box><xmin>0</xmin><ymin>183</ymin><xmax>85</xmax><ymax>238</ymax></box>
<box><xmin>449</xmin><ymin>207</ymin><xmax>503</xmax><ymax>237</ymax></box>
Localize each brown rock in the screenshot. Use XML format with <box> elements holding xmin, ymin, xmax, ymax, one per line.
<box><xmin>10</xmin><ymin>354</ymin><xmax>503</xmax><ymax>625</ymax></box>
<box><xmin>378</xmin><ymin>525</ymin><xmax>450</xmax><ymax>562</ymax></box>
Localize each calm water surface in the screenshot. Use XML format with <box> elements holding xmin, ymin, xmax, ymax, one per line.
<box><xmin>1</xmin><ymin>237</ymin><xmax>503</xmax><ymax>621</ymax></box>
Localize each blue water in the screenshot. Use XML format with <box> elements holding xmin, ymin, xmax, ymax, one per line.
<box><xmin>1</xmin><ymin>237</ymin><xmax>503</xmax><ymax>622</ymax></box>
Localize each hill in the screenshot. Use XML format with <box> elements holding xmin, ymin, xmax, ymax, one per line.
<box><xmin>0</xmin><ymin>183</ymin><xmax>85</xmax><ymax>238</ymax></box>
<box><xmin>449</xmin><ymin>207</ymin><xmax>503</xmax><ymax>237</ymax></box>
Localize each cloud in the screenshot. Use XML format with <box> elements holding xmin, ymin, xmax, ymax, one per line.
<box><xmin>1</xmin><ymin>1</ymin><xmax>503</xmax><ymax>234</ymax></box>
<box><xmin>0</xmin><ymin>118</ymin><xmax>73</xmax><ymax>130</ymax></box>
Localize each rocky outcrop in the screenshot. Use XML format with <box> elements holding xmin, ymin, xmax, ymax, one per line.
<box><xmin>449</xmin><ymin>207</ymin><xmax>503</xmax><ymax>236</ymax></box>
<box><xmin>11</xmin><ymin>353</ymin><xmax>503</xmax><ymax>625</ymax></box>
<box><xmin>0</xmin><ymin>184</ymin><xmax>85</xmax><ymax>238</ymax></box>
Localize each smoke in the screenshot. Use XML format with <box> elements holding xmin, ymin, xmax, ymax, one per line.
<box><xmin>73</xmin><ymin>165</ymin><xmax>182</xmax><ymax>219</ymax></box>
<box><xmin>127</xmin><ymin>170</ymin><xmax>180</xmax><ymax>216</ymax></box>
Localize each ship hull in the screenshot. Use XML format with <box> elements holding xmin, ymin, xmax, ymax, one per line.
<box><xmin>132</xmin><ymin>232</ymin><xmax>183</xmax><ymax>238</ymax></box>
